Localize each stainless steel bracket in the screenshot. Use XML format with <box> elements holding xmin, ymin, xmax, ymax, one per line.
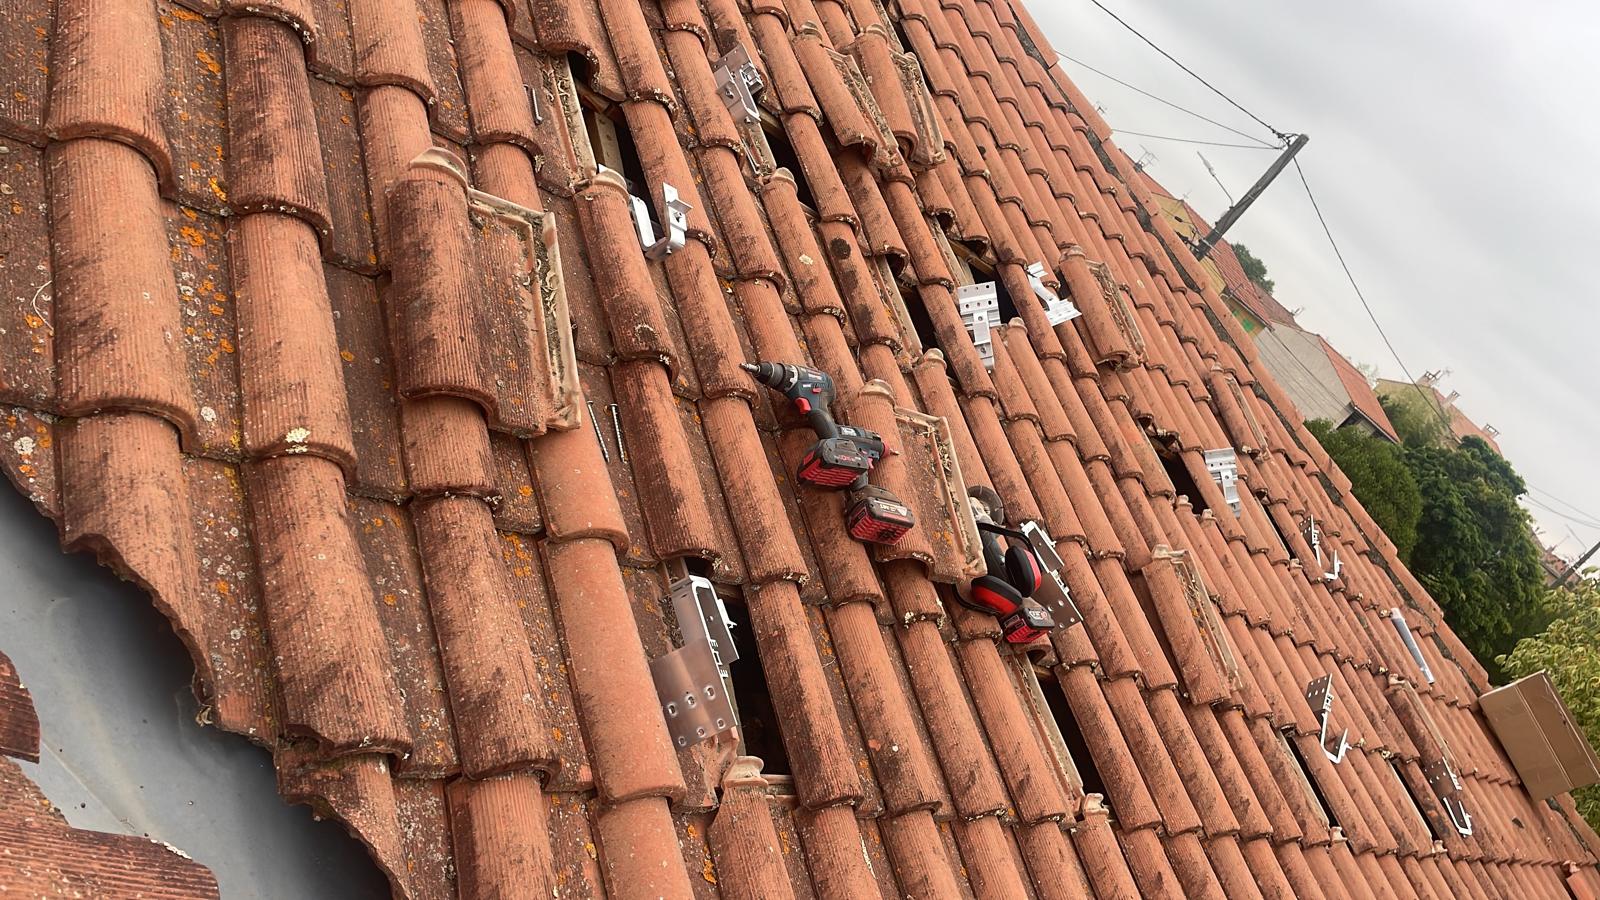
<box><xmin>713</xmin><ymin>44</ymin><xmax>765</xmax><ymax>124</ymax></box>
<box><xmin>649</xmin><ymin>575</ymin><xmax>741</xmax><ymax>749</ymax></box>
<box><xmin>1306</xmin><ymin>674</ymin><xmax>1349</xmax><ymax>764</ymax></box>
<box><xmin>957</xmin><ymin>281</ymin><xmax>1000</xmax><ymax>369</ymax></box>
<box><xmin>1019</xmin><ymin>521</ymin><xmax>1082</xmax><ymax>628</ymax></box>
<box><xmin>628</xmin><ymin>181</ymin><xmax>690</xmax><ymax>260</ymax></box>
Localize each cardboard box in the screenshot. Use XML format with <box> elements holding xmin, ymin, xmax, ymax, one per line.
<box><xmin>1478</xmin><ymin>673</ymin><xmax>1600</xmax><ymax>800</ymax></box>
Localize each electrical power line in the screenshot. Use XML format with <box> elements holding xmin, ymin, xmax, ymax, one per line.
<box><xmin>1523</xmin><ymin>497</ymin><xmax>1600</xmax><ymax>531</ymax></box>
<box><xmin>1083</xmin><ymin>0</ymin><xmax>1291</xmax><ymax>142</ymax></box>
<box><xmin>1527</xmin><ymin>484</ymin><xmax>1600</xmax><ymax>526</ymax></box>
<box><xmin>1112</xmin><ymin>128</ymin><xmax>1279</xmax><ymax>151</ymax></box>
<box><xmin>1292</xmin><ymin>157</ymin><xmax>1438</xmax><ymax>409</ymax></box>
<box><xmin>1056</xmin><ymin>52</ymin><xmax>1278</xmax><ymax>148</ymax></box>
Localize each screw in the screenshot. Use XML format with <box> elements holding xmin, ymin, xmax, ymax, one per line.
<box><xmin>587</xmin><ymin>400</ymin><xmax>609</xmax><ymax>462</ymax></box>
<box><xmin>609</xmin><ymin>404</ymin><xmax>628</xmax><ymax>463</ymax></box>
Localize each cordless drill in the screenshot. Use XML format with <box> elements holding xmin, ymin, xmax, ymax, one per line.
<box><xmin>742</xmin><ymin>361</ymin><xmax>915</xmax><ymax>545</ymax></box>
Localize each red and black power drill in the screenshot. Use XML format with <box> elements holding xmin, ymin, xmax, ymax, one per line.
<box><xmin>742</xmin><ymin>361</ymin><xmax>915</xmax><ymax>545</ymax></box>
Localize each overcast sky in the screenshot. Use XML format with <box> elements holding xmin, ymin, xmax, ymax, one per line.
<box><xmin>1028</xmin><ymin>1</ymin><xmax>1600</xmax><ymax>562</ymax></box>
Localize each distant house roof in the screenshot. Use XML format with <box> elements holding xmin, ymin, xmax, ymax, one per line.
<box><xmin>1376</xmin><ymin>379</ymin><xmax>1504</xmax><ymax>453</ymax></box>
<box><xmin>1134</xmin><ymin>177</ymin><xmax>1301</xmax><ymax>329</ymax></box>
<box><xmin>1317</xmin><ymin>336</ymin><xmax>1399</xmax><ymax>442</ymax></box>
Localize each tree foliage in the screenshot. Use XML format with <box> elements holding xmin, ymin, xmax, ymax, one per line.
<box><xmin>1306</xmin><ymin>419</ymin><xmax>1422</xmax><ymax>559</ymax></box>
<box><xmin>1500</xmin><ymin>577</ymin><xmax>1600</xmax><ymax>830</ymax></box>
<box><xmin>1310</xmin><ymin>420</ymin><xmax>1545</xmax><ymax>680</ymax></box>
<box><xmin>1406</xmin><ymin>437</ymin><xmax>1547</xmax><ymax>679</ymax></box>
<box><xmin>1231</xmin><ymin>242</ymin><xmax>1275</xmax><ymax>293</ymax></box>
<box><xmin>1379</xmin><ymin>391</ymin><xmax>1447</xmax><ymax>448</ymax></box>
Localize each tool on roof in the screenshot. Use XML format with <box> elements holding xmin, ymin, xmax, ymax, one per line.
<box><xmin>1024</xmin><ymin>262</ymin><xmax>1082</xmax><ymax>327</ymax></box>
<box><xmin>1387</xmin><ymin>608</ymin><xmax>1436</xmax><ymax>684</ymax></box>
<box><xmin>1202</xmin><ymin>447</ymin><xmax>1242</xmax><ymax>514</ymax></box>
<box><xmin>650</xmin><ymin>575</ymin><xmax>741</xmax><ymax>750</ymax></box>
<box><xmin>953</xmin><ymin>487</ymin><xmax>1060</xmax><ymax>644</ymax></box>
<box><xmin>743</xmin><ymin>361</ymin><xmax>915</xmax><ymax>545</ymax></box>
<box><xmin>957</xmin><ymin>282</ymin><xmax>1000</xmax><ymax>369</ymax></box>
<box><xmin>1305</xmin><ymin>674</ymin><xmax>1349</xmax><ymax>764</ymax></box>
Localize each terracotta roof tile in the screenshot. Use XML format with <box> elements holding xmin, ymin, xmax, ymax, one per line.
<box><xmin>3</xmin><ymin>0</ymin><xmax>1595</xmax><ymax>894</ymax></box>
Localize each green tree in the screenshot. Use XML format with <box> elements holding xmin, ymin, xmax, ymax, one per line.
<box><xmin>1379</xmin><ymin>391</ymin><xmax>1447</xmax><ymax>448</ymax></box>
<box><xmin>1311</xmin><ymin>418</ymin><xmax>1546</xmax><ymax>679</ymax></box>
<box><xmin>1500</xmin><ymin>576</ymin><xmax>1600</xmax><ymax>830</ymax></box>
<box><xmin>1406</xmin><ymin>436</ymin><xmax>1547</xmax><ymax>678</ymax></box>
<box><xmin>1231</xmin><ymin>242</ymin><xmax>1275</xmax><ymax>294</ymax></box>
<box><xmin>1306</xmin><ymin>419</ymin><xmax>1422</xmax><ymax>559</ymax></box>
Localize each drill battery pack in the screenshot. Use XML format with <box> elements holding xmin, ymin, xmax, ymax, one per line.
<box><xmin>797</xmin><ymin>437</ymin><xmax>875</xmax><ymax>489</ymax></box>
<box><xmin>846</xmin><ymin>485</ymin><xmax>915</xmax><ymax>545</ymax></box>
<box><xmin>1000</xmin><ymin>607</ymin><xmax>1054</xmax><ymax>644</ymax></box>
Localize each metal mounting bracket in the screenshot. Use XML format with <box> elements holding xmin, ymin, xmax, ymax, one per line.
<box><xmin>649</xmin><ymin>575</ymin><xmax>740</xmax><ymax>749</ymax></box>
<box><xmin>957</xmin><ymin>281</ymin><xmax>1000</xmax><ymax>369</ymax></box>
<box><xmin>628</xmin><ymin>181</ymin><xmax>691</xmax><ymax>260</ymax></box>
<box><xmin>713</xmin><ymin>44</ymin><xmax>765</xmax><ymax>124</ymax></box>
<box><xmin>1388</xmin><ymin>608</ymin><xmax>1437</xmax><ymax>684</ymax></box>
<box><xmin>1302</xmin><ymin>515</ymin><xmax>1340</xmax><ymax>581</ymax></box>
<box><xmin>1202</xmin><ymin>447</ymin><xmax>1241</xmax><ymax>514</ymax></box>
<box><xmin>1025</xmin><ymin>262</ymin><xmax>1081</xmax><ymax>326</ymax></box>
<box><xmin>1019</xmin><ymin>521</ymin><xmax>1082</xmax><ymax>628</ymax></box>
<box><xmin>1306</xmin><ymin>674</ymin><xmax>1349</xmax><ymax>764</ymax></box>
<box><xmin>1425</xmin><ymin>758</ymin><xmax>1474</xmax><ymax>836</ymax></box>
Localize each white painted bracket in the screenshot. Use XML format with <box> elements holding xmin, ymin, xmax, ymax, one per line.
<box><xmin>1202</xmin><ymin>447</ymin><xmax>1241</xmax><ymax>514</ymax></box>
<box><xmin>1025</xmin><ymin>262</ymin><xmax>1081</xmax><ymax>326</ymax></box>
<box><xmin>1306</xmin><ymin>674</ymin><xmax>1349</xmax><ymax>764</ymax></box>
<box><xmin>957</xmin><ymin>281</ymin><xmax>1000</xmax><ymax>369</ymax></box>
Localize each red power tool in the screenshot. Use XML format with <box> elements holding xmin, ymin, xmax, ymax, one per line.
<box><xmin>743</xmin><ymin>361</ymin><xmax>915</xmax><ymax>545</ymax></box>
<box><xmin>957</xmin><ymin>488</ymin><xmax>1057</xmax><ymax>644</ymax></box>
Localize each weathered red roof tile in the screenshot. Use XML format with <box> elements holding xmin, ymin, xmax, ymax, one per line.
<box><xmin>0</xmin><ymin>652</ymin><xmax>38</xmax><ymax>764</ymax></box>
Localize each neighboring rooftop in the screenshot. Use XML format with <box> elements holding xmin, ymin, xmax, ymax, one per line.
<box><xmin>0</xmin><ymin>1</ymin><xmax>1594</xmax><ymax>899</ymax></box>
<box><xmin>1377</xmin><ymin>374</ymin><xmax>1504</xmax><ymax>454</ymax></box>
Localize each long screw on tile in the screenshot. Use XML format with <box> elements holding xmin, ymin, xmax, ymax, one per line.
<box><xmin>587</xmin><ymin>400</ymin><xmax>610</xmax><ymax>462</ymax></box>
<box><xmin>609</xmin><ymin>403</ymin><xmax>628</xmax><ymax>463</ymax></box>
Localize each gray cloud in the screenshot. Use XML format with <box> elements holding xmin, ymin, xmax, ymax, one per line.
<box><xmin>1028</xmin><ymin>0</ymin><xmax>1600</xmax><ymax>557</ymax></box>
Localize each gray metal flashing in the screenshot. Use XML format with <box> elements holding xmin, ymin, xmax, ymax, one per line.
<box><xmin>0</xmin><ymin>484</ymin><xmax>389</xmax><ymax>899</ymax></box>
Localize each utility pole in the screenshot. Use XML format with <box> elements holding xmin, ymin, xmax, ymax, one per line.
<box><xmin>1194</xmin><ymin>133</ymin><xmax>1310</xmax><ymax>259</ymax></box>
<box><xmin>1553</xmin><ymin>537</ymin><xmax>1600</xmax><ymax>588</ymax></box>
